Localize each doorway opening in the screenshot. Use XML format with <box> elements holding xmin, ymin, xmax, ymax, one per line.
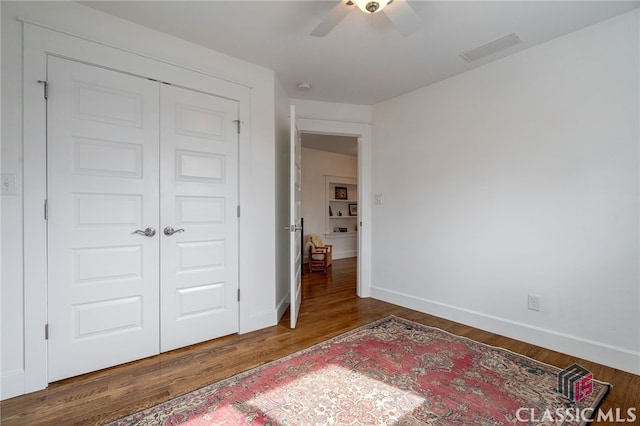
<box><xmin>300</xmin><ymin>132</ymin><xmax>358</xmax><ymax>292</ymax></box>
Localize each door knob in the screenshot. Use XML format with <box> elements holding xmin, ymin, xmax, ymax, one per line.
<box><xmin>133</xmin><ymin>227</ymin><xmax>156</xmax><ymax>237</ymax></box>
<box><xmin>164</xmin><ymin>226</ymin><xmax>185</xmax><ymax>236</ymax></box>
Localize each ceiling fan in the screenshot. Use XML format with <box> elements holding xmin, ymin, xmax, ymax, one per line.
<box><xmin>310</xmin><ymin>0</ymin><xmax>422</xmax><ymax>37</ymax></box>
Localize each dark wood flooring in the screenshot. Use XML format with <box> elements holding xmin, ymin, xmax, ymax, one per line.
<box><xmin>1</xmin><ymin>257</ymin><xmax>638</xmax><ymax>424</ymax></box>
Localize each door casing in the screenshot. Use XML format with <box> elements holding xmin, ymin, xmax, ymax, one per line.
<box><xmin>294</xmin><ymin>117</ymin><xmax>372</xmax><ymax>299</ymax></box>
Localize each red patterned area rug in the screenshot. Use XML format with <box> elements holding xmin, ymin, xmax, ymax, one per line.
<box><xmin>107</xmin><ymin>316</ymin><xmax>609</xmax><ymax>425</ymax></box>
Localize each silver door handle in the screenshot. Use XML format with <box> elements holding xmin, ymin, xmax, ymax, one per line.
<box><xmin>133</xmin><ymin>227</ymin><xmax>156</xmax><ymax>237</ymax></box>
<box><xmin>164</xmin><ymin>226</ymin><xmax>185</xmax><ymax>236</ymax></box>
<box><xmin>284</xmin><ymin>225</ymin><xmax>303</xmax><ymax>232</ymax></box>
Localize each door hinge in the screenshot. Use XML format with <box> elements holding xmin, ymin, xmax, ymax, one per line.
<box><xmin>38</xmin><ymin>80</ymin><xmax>48</xmax><ymax>99</ymax></box>
<box><xmin>45</xmin><ymin>324</ymin><xmax>49</xmax><ymax>340</ymax></box>
<box><xmin>237</xmin><ymin>206</ymin><xmax>240</xmax><ymax>218</ymax></box>
<box><xmin>44</xmin><ymin>199</ymin><xmax>48</xmax><ymax>220</ymax></box>
<box><xmin>233</xmin><ymin>120</ymin><xmax>240</xmax><ymax>134</ymax></box>
<box><xmin>237</xmin><ymin>289</ymin><xmax>240</xmax><ymax>302</ymax></box>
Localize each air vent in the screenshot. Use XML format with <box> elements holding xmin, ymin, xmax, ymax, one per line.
<box><xmin>460</xmin><ymin>33</ymin><xmax>521</xmax><ymax>62</ymax></box>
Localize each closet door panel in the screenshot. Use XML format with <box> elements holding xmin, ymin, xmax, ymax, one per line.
<box><xmin>159</xmin><ymin>85</ymin><xmax>239</xmax><ymax>352</ymax></box>
<box><xmin>47</xmin><ymin>56</ymin><xmax>161</xmax><ymax>382</ymax></box>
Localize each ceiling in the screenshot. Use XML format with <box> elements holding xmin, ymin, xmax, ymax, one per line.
<box><xmin>79</xmin><ymin>1</ymin><xmax>638</xmax><ymax>105</ymax></box>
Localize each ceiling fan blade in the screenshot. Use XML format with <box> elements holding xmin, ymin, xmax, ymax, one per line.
<box><xmin>383</xmin><ymin>0</ymin><xmax>422</xmax><ymax>36</ymax></box>
<box><xmin>310</xmin><ymin>1</ymin><xmax>352</xmax><ymax>37</ymax></box>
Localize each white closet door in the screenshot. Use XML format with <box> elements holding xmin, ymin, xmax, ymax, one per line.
<box><xmin>159</xmin><ymin>84</ymin><xmax>239</xmax><ymax>352</ymax></box>
<box><xmin>47</xmin><ymin>57</ymin><xmax>161</xmax><ymax>381</ymax></box>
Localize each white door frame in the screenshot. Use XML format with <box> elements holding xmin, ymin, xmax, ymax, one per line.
<box><xmin>295</xmin><ymin>117</ymin><xmax>372</xmax><ymax>298</ymax></box>
<box><xmin>23</xmin><ymin>23</ymin><xmax>250</xmax><ymax>393</ymax></box>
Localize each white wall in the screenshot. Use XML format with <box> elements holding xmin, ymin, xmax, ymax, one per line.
<box><xmin>1</xmin><ymin>1</ymin><xmax>277</xmax><ymax>399</ymax></box>
<box><xmin>371</xmin><ymin>10</ymin><xmax>640</xmax><ymax>374</ymax></box>
<box><xmin>301</xmin><ymin>148</ymin><xmax>358</xmax><ymax>260</ymax></box>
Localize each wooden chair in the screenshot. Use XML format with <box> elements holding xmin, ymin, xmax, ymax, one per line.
<box><xmin>305</xmin><ymin>234</ymin><xmax>332</xmax><ymax>273</ymax></box>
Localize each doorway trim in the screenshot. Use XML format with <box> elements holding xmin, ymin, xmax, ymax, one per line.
<box><xmin>296</xmin><ymin>118</ymin><xmax>372</xmax><ymax>297</ymax></box>
<box><xmin>22</xmin><ymin>22</ymin><xmax>251</xmax><ymax>394</ymax></box>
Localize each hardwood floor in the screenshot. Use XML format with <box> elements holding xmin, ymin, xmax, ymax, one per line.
<box><xmin>1</xmin><ymin>257</ymin><xmax>638</xmax><ymax>425</ymax></box>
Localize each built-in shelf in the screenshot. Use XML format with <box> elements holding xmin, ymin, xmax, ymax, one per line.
<box><xmin>325</xmin><ymin>175</ymin><xmax>357</xmax><ymax>236</ymax></box>
<box><xmin>328</xmin><ymin>232</ymin><xmax>358</xmax><ymax>238</ymax></box>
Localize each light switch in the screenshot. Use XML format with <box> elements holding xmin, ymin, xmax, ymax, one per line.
<box><xmin>375</xmin><ymin>194</ymin><xmax>384</xmax><ymax>205</ymax></box>
<box><xmin>1</xmin><ymin>174</ymin><xmax>17</xmax><ymax>195</ymax></box>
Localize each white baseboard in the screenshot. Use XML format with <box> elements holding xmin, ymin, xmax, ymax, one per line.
<box><xmin>304</xmin><ymin>251</ymin><xmax>357</xmax><ymax>264</ymax></box>
<box><xmin>275</xmin><ymin>293</ymin><xmax>290</xmax><ymax>323</ymax></box>
<box><xmin>371</xmin><ymin>286</ymin><xmax>640</xmax><ymax>376</ymax></box>
<box><xmin>1</xmin><ymin>369</ymin><xmax>25</xmax><ymax>400</ymax></box>
<box><xmin>333</xmin><ymin>250</ymin><xmax>357</xmax><ymax>260</ymax></box>
<box><xmin>239</xmin><ymin>309</ymin><xmax>278</xmax><ymax>335</ymax></box>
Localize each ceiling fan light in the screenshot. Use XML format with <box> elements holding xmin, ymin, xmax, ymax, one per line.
<box><xmin>353</xmin><ymin>0</ymin><xmax>389</xmax><ymax>14</ymax></box>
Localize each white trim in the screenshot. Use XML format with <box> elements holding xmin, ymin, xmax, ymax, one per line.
<box><xmin>22</xmin><ymin>23</ymin><xmax>251</xmax><ymax>395</ymax></box>
<box><xmin>17</xmin><ymin>17</ymin><xmax>253</xmax><ymax>90</ymax></box>
<box><xmin>372</xmin><ymin>286</ymin><xmax>640</xmax><ymax>375</ymax></box>
<box><xmin>296</xmin><ymin>115</ymin><xmax>372</xmax><ymax>126</ymax></box>
<box><xmin>296</xmin><ymin>117</ymin><xmax>372</xmax><ymax>298</ymax></box>
<box><xmin>23</xmin><ymin>25</ymin><xmax>49</xmax><ymax>396</ymax></box>
<box><xmin>303</xmin><ymin>252</ymin><xmax>358</xmax><ymax>263</ymax></box>
<box><xmin>240</xmin><ymin>310</ymin><xmax>278</xmax><ymax>335</ymax></box>
<box><xmin>0</xmin><ymin>370</ymin><xmax>26</xmax><ymax>400</ymax></box>
<box><xmin>332</xmin><ymin>251</ymin><xmax>358</xmax><ymax>260</ymax></box>
<box><xmin>275</xmin><ymin>293</ymin><xmax>290</xmax><ymax>328</ymax></box>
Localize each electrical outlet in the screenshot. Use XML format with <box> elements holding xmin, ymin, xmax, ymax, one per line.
<box><xmin>528</xmin><ymin>294</ymin><xmax>541</xmax><ymax>312</ymax></box>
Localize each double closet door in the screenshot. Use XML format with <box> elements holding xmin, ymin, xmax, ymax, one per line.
<box><xmin>46</xmin><ymin>57</ymin><xmax>239</xmax><ymax>382</ymax></box>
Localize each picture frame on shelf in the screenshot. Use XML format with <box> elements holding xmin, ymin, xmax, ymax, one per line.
<box><xmin>334</xmin><ymin>186</ymin><xmax>348</xmax><ymax>200</ymax></box>
<box><xmin>349</xmin><ymin>203</ymin><xmax>358</xmax><ymax>216</ymax></box>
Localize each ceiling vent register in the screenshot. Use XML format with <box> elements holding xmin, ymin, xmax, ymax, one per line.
<box><xmin>460</xmin><ymin>33</ymin><xmax>522</xmax><ymax>62</ymax></box>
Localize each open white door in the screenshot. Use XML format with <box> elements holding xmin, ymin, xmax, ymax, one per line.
<box><xmin>288</xmin><ymin>105</ymin><xmax>303</xmax><ymax>328</ymax></box>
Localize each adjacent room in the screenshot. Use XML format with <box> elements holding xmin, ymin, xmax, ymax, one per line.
<box><xmin>301</xmin><ymin>132</ymin><xmax>359</xmax><ymax>275</ymax></box>
<box><xmin>1</xmin><ymin>0</ymin><xmax>638</xmax><ymax>424</ymax></box>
